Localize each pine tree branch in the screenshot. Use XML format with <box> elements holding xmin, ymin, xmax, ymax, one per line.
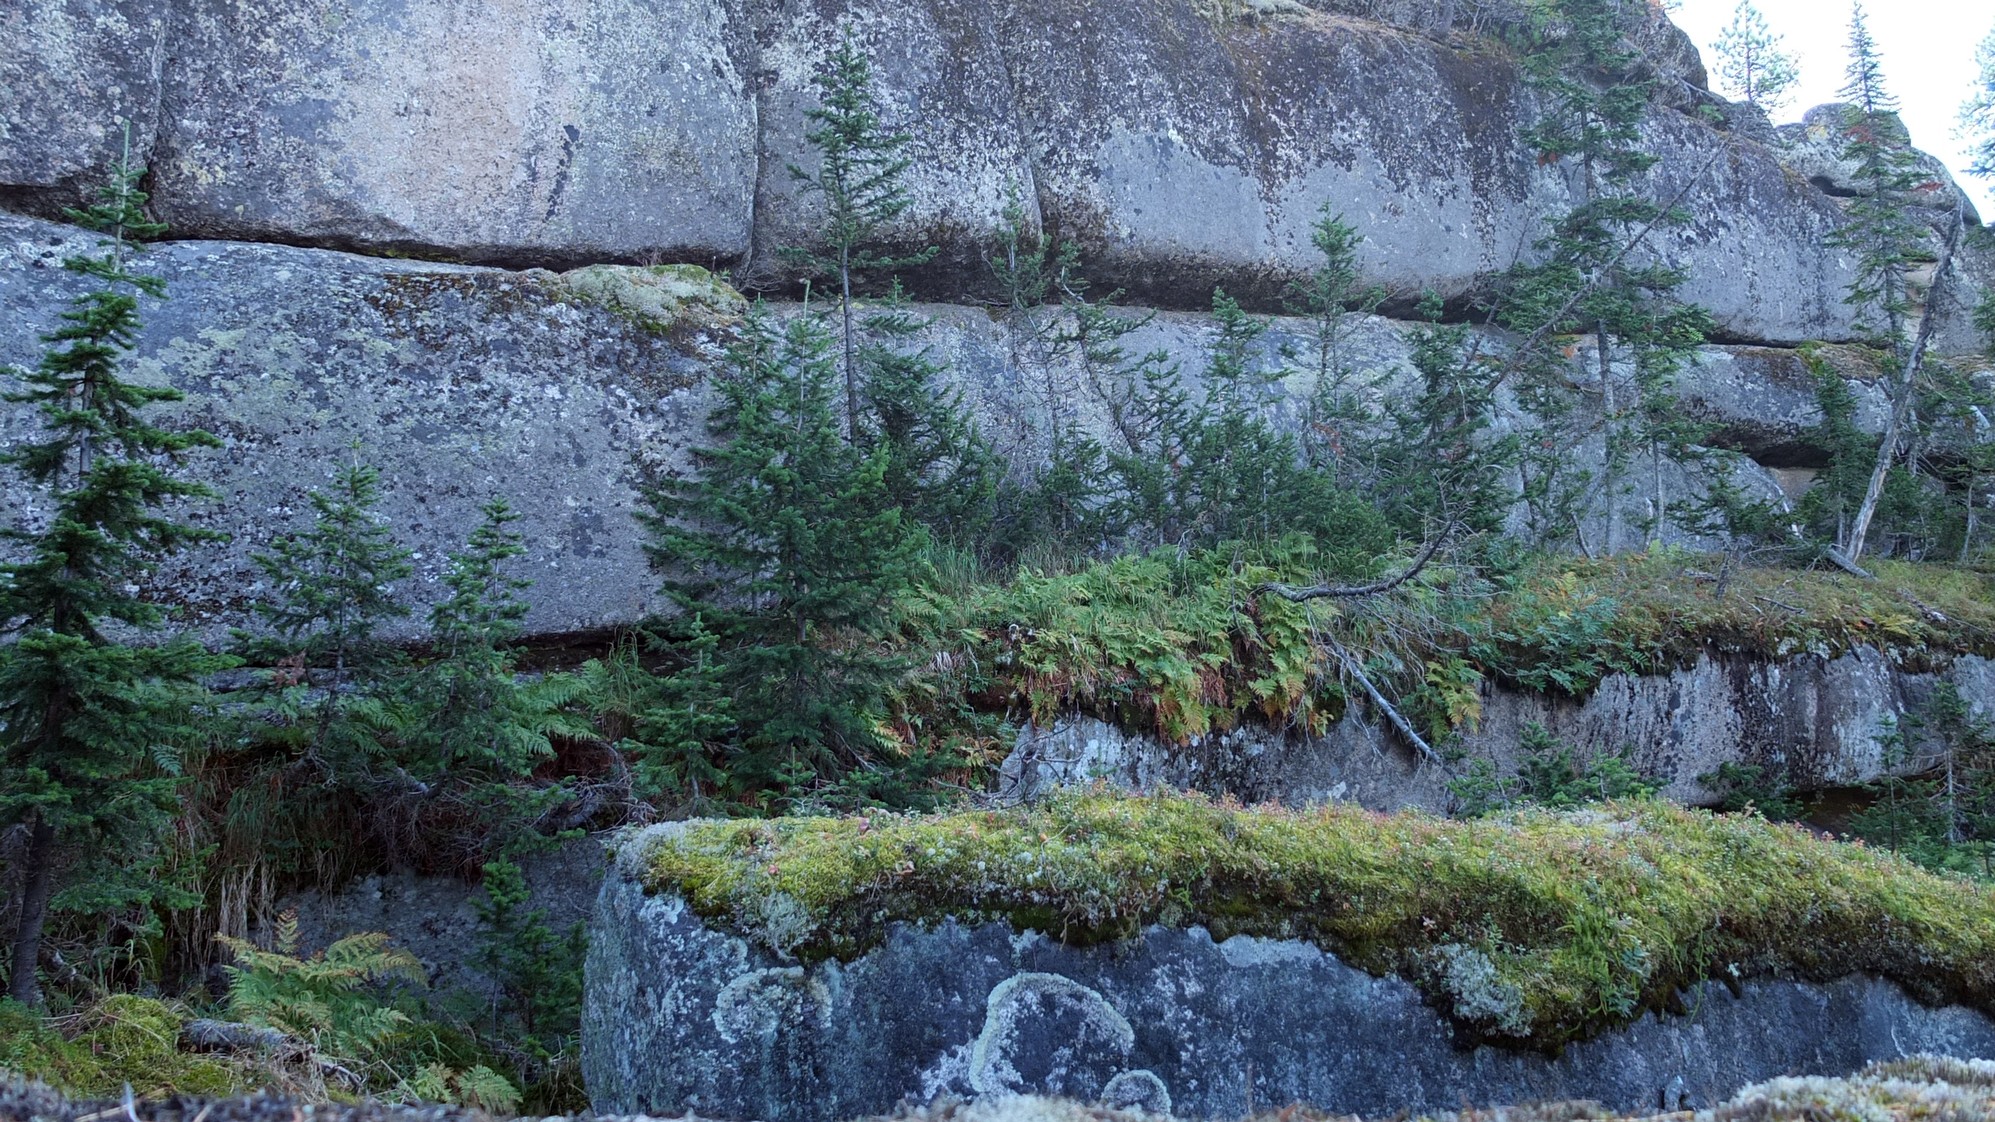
<box><xmin>1325</xmin><ymin>636</ymin><xmax>1442</xmax><ymax>766</ymax></box>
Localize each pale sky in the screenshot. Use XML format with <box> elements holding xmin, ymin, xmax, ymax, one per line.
<box><xmin>1669</xmin><ymin>0</ymin><xmax>1994</xmax><ymax>217</ymax></box>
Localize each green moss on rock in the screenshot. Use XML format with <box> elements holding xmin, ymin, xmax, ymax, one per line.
<box><xmin>548</xmin><ymin>263</ymin><xmax>747</xmax><ymax>334</ymax></box>
<box><xmin>633</xmin><ymin>793</ymin><xmax>1995</xmax><ymax>1049</ymax></box>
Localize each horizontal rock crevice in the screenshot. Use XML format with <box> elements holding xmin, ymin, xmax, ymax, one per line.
<box><xmin>9</xmin><ymin>0</ymin><xmax>1990</xmax><ymax>347</ymax></box>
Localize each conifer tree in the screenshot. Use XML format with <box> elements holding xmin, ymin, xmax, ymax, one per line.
<box><xmin>1501</xmin><ymin>0</ymin><xmax>1712</xmax><ymax>552</ymax></box>
<box><xmin>1103</xmin><ymin>331</ymin><xmax>1199</xmax><ymax>547</ymax></box>
<box><xmin>859</xmin><ymin>283</ymin><xmax>1002</xmax><ymax>544</ymax></box>
<box><xmin>1964</xmin><ymin>24</ymin><xmax>1995</xmax><ymax>178</ymax></box>
<box><xmin>617</xmin><ymin>616</ymin><xmax>735</xmax><ymax>807</ymax></box>
<box><xmin>1286</xmin><ymin>208</ymin><xmax>1387</xmax><ymax>484</ymax></box>
<box><xmin>784</xmin><ymin>34</ymin><xmax>938</xmax><ymax>434</ymax></box>
<box><xmin>1712</xmin><ymin>1</ymin><xmax>1800</xmax><ymax>114</ymax></box>
<box><xmin>252</xmin><ymin>461</ymin><xmax>413</xmax><ymax>690</ymax></box>
<box><xmin>249</xmin><ymin>460</ymin><xmax>414</xmax><ymax>775</ymax></box>
<box><xmin>641</xmin><ymin>304</ymin><xmax>923</xmax><ymax>802</ymax></box>
<box><xmin>988</xmin><ymin>188</ymin><xmax>1107</xmax><ymax>548</ymax></box>
<box><xmin>1832</xmin><ymin>4</ymin><xmax>1961</xmax><ymax>562</ymax></box>
<box><xmin>1378</xmin><ymin>294</ymin><xmax>1518</xmax><ymax>536</ymax></box>
<box><xmin>404</xmin><ymin>499</ymin><xmax>581</xmax><ymax>786</ymax></box>
<box><xmin>471</xmin><ymin>858</ymin><xmax>585</xmax><ymax>1050</ymax></box>
<box><xmin>0</xmin><ymin>147</ymin><xmax>225</xmax><ymax>1006</ymax></box>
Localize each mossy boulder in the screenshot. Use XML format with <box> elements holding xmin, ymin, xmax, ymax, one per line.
<box><xmin>584</xmin><ymin>795</ymin><xmax>1995</xmax><ymax>1121</ymax></box>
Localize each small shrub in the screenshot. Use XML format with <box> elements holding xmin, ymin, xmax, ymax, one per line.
<box><xmin>1449</xmin><ymin>723</ymin><xmax>1658</xmax><ymax>817</ymax></box>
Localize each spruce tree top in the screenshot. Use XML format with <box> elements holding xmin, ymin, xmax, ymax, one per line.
<box><xmin>0</xmin><ymin>139</ymin><xmax>222</xmax><ymax>641</ymax></box>
<box><xmin>783</xmin><ymin>35</ymin><xmax>938</xmax><ymax>282</ymax></box>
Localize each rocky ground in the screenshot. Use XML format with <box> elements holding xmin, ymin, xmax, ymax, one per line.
<box><xmin>9</xmin><ymin>1055</ymin><xmax>1995</xmax><ymax>1122</ymax></box>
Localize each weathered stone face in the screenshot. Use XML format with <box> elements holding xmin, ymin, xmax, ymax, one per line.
<box><xmin>0</xmin><ymin>211</ymin><xmax>729</xmax><ymax>640</ymax></box>
<box><xmin>0</xmin><ymin>211</ymin><xmax>1923</xmax><ymax>641</ymax></box>
<box><xmin>15</xmin><ymin>0</ymin><xmax>1984</xmax><ymax>350</ymax></box>
<box><xmin>999</xmin><ymin>651</ymin><xmax>1995</xmax><ymax>813</ymax></box>
<box><xmin>0</xmin><ymin>0</ymin><xmax>167</xmax><ymax>213</ymax></box>
<box><xmin>584</xmin><ymin>858</ymin><xmax>1995</xmax><ymax>1122</ymax></box>
<box><xmin>149</xmin><ymin>0</ymin><xmax>758</xmax><ymax>268</ymax></box>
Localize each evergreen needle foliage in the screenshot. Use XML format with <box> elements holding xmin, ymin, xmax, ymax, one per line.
<box><xmin>470</xmin><ymin>860</ymin><xmax>585</xmax><ymax>1052</ymax></box>
<box><xmin>1501</xmin><ymin>0</ymin><xmax>1714</xmax><ymax>552</ymax></box>
<box><xmin>1967</xmin><ymin>24</ymin><xmax>1995</xmax><ymax>178</ymax></box>
<box><xmin>783</xmin><ymin>33</ymin><xmax>938</xmax><ymax>432</ymax></box>
<box><xmin>641</xmin><ymin>304</ymin><xmax>927</xmax><ymax>806</ymax></box>
<box><xmin>0</xmin><ymin>145</ymin><xmax>227</xmax><ymax>1007</ymax></box>
<box><xmin>1712</xmin><ymin>1</ymin><xmax>1800</xmax><ymax>114</ymax></box>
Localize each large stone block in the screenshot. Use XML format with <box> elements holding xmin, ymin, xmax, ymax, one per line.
<box><xmin>0</xmin><ymin>211</ymin><xmax>730</xmax><ymax>639</ymax></box>
<box><xmin>1</xmin><ymin>210</ymin><xmax>1908</xmax><ymax>642</ymax></box>
<box><xmin>584</xmin><ymin>849</ymin><xmax>1995</xmax><ymax>1122</ymax></box>
<box><xmin>150</xmin><ymin>0</ymin><xmax>758</xmax><ymax>268</ymax></box>
<box><xmin>985</xmin><ymin>2</ymin><xmax>1861</xmax><ymax>344</ymax></box>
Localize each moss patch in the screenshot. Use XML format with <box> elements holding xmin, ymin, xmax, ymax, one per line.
<box><xmin>549</xmin><ymin>263</ymin><xmax>747</xmax><ymax>335</ymax></box>
<box><xmin>0</xmin><ymin>996</ymin><xmax>268</xmax><ymax>1099</ymax></box>
<box><xmin>637</xmin><ymin>792</ymin><xmax>1995</xmax><ymax>1050</ymax></box>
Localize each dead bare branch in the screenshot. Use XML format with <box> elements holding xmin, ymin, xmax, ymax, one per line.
<box><xmin>1255</xmin><ymin>526</ymin><xmax>1452</xmax><ymax>603</ymax></box>
<box><xmin>1324</xmin><ymin>636</ymin><xmax>1442</xmax><ymax>766</ymax></box>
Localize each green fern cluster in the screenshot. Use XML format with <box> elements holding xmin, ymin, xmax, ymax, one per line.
<box><xmin>216</xmin><ymin>916</ymin><xmax>519</xmax><ymax>1113</ymax></box>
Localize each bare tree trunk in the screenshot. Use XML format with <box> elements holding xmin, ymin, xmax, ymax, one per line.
<box><xmin>6</xmin><ymin>813</ymin><xmax>58</xmax><ymax>1007</ymax></box>
<box><xmin>841</xmin><ymin>246</ymin><xmax>858</xmax><ymax>441</ymax></box>
<box><xmin>1965</xmin><ymin>475</ymin><xmax>1980</xmax><ymax>564</ymax></box>
<box><xmin>1845</xmin><ymin>208</ymin><xmax>1965</xmax><ymax>563</ymax></box>
<box><xmin>1598</xmin><ymin>324</ymin><xmax>1618</xmax><ymax>555</ymax></box>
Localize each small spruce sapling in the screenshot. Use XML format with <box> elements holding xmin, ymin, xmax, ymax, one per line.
<box><xmin>0</xmin><ymin>142</ymin><xmax>227</xmax><ymax>1006</ymax></box>
<box><xmin>248</xmin><ymin>459</ymin><xmax>413</xmax><ymax>775</ymax></box>
<box><xmin>987</xmin><ymin>189</ymin><xmax>1108</xmax><ymax>549</ymax></box>
<box><xmin>1378</xmin><ymin>293</ymin><xmax>1518</xmax><ymax>537</ymax></box>
<box><xmin>620</xmin><ymin>616</ymin><xmax>735</xmax><ymax>808</ymax></box>
<box><xmin>859</xmin><ymin>282</ymin><xmax>1002</xmax><ymax>544</ymax></box>
<box><xmin>471</xmin><ymin>859</ymin><xmax>586</xmax><ymax>1052</ymax></box>
<box><xmin>1283</xmin><ymin>206</ymin><xmax>1387</xmax><ymax>482</ymax></box>
<box><xmin>409</xmin><ymin>499</ymin><xmax>583</xmax><ymax>783</ymax></box>
<box><xmin>783</xmin><ymin>34</ymin><xmax>939</xmax><ymax>434</ymax></box>
<box><xmin>641</xmin><ymin>304</ymin><xmax>924</xmax><ymax>803</ymax></box>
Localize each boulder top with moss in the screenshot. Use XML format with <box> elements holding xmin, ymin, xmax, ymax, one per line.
<box><xmin>624</xmin><ymin>792</ymin><xmax>1995</xmax><ymax>1049</ymax></box>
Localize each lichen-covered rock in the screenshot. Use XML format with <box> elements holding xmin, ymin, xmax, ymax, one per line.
<box><xmin>149</xmin><ymin>0</ymin><xmax>757</xmax><ymax>267</ymax></box>
<box><xmin>584</xmin><ymin>843</ymin><xmax>1995</xmax><ymax>1122</ymax></box>
<box><xmin>0</xmin><ymin>211</ymin><xmax>731</xmax><ymax>639</ymax></box>
<box><xmin>8</xmin><ymin>0</ymin><xmax>1955</xmax><ymax>349</ymax></box>
<box><xmin>999</xmin><ymin>651</ymin><xmax>1995</xmax><ymax>812</ymax></box>
<box><xmin>0</xmin><ymin>0</ymin><xmax>167</xmax><ymax>213</ymax></box>
<box><xmin>0</xmin><ymin>211</ymin><xmax>1935</xmax><ymax>641</ymax></box>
